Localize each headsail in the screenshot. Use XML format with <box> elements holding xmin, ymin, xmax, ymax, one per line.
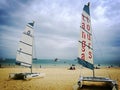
<box><xmin>78</xmin><ymin>2</ymin><xmax>94</xmax><ymax>70</ymax></box>
<box><xmin>16</xmin><ymin>22</ymin><xmax>34</xmax><ymax>68</ymax></box>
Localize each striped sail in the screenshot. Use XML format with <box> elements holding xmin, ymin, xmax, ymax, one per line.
<box><xmin>16</xmin><ymin>22</ymin><xmax>34</xmax><ymax>67</ymax></box>
<box><xmin>78</xmin><ymin>3</ymin><xmax>94</xmax><ymax>70</ymax></box>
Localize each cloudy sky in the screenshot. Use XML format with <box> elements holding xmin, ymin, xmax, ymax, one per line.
<box><xmin>0</xmin><ymin>0</ymin><xmax>120</xmax><ymax>64</ymax></box>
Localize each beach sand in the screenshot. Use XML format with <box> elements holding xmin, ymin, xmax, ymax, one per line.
<box><xmin>0</xmin><ymin>67</ymin><xmax>120</xmax><ymax>90</ymax></box>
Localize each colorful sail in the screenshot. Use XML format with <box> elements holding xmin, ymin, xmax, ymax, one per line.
<box><xmin>16</xmin><ymin>22</ymin><xmax>34</xmax><ymax>67</ymax></box>
<box><xmin>78</xmin><ymin>3</ymin><xmax>94</xmax><ymax>70</ymax></box>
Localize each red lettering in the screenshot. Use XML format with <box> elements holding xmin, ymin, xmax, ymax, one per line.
<box><xmin>82</xmin><ymin>23</ymin><xmax>85</xmax><ymax>29</ymax></box>
<box><xmin>82</xmin><ymin>31</ymin><xmax>86</xmax><ymax>39</ymax></box>
<box><xmin>82</xmin><ymin>48</ymin><xmax>85</xmax><ymax>52</ymax></box>
<box><xmin>88</xmin><ymin>51</ymin><xmax>92</xmax><ymax>59</ymax></box>
<box><xmin>87</xmin><ymin>24</ymin><xmax>90</xmax><ymax>31</ymax></box>
<box><xmin>81</xmin><ymin>41</ymin><xmax>86</xmax><ymax>52</ymax></box>
<box><xmin>87</xmin><ymin>34</ymin><xmax>91</xmax><ymax>40</ymax></box>
<box><xmin>81</xmin><ymin>23</ymin><xmax>90</xmax><ymax>31</ymax></box>
<box><xmin>82</xmin><ymin>41</ymin><xmax>86</xmax><ymax>47</ymax></box>
<box><xmin>86</xmin><ymin>17</ymin><xmax>90</xmax><ymax>23</ymax></box>
<box><xmin>82</xmin><ymin>14</ymin><xmax>90</xmax><ymax>23</ymax></box>
<box><xmin>81</xmin><ymin>53</ymin><xmax>85</xmax><ymax>60</ymax></box>
<box><xmin>88</xmin><ymin>43</ymin><xmax>91</xmax><ymax>49</ymax></box>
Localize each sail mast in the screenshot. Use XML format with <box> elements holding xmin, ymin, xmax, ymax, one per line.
<box><xmin>31</xmin><ymin>21</ymin><xmax>35</xmax><ymax>73</ymax></box>
<box><xmin>88</xmin><ymin>2</ymin><xmax>95</xmax><ymax>77</ymax></box>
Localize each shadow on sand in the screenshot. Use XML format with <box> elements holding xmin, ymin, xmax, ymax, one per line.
<box><xmin>73</xmin><ymin>83</ymin><xmax>113</xmax><ymax>90</ymax></box>
<box><xmin>77</xmin><ymin>85</ymin><xmax>112</xmax><ymax>90</ymax></box>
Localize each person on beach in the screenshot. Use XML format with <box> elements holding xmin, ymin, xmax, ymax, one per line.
<box><xmin>69</xmin><ymin>64</ymin><xmax>76</xmax><ymax>70</ymax></box>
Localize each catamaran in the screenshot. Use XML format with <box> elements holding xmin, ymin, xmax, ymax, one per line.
<box><xmin>9</xmin><ymin>21</ymin><xmax>45</xmax><ymax>80</ymax></box>
<box><xmin>77</xmin><ymin>2</ymin><xmax>118</xmax><ymax>90</ymax></box>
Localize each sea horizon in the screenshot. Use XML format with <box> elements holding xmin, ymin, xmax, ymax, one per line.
<box><xmin>0</xmin><ymin>58</ymin><xmax>120</xmax><ymax>68</ymax></box>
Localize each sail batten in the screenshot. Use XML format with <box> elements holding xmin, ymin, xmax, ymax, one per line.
<box><xmin>16</xmin><ymin>61</ymin><xmax>32</xmax><ymax>67</ymax></box>
<box><xmin>78</xmin><ymin>3</ymin><xmax>94</xmax><ymax>70</ymax></box>
<box><xmin>17</xmin><ymin>50</ymin><xmax>32</xmax><ymax>56</ymax></box>
<box><xmin>80</xmin><ymin>26</ymin><xmax>92</xmax><ymax>35</ymax></box>
<box><xmin>78</xmin><ymin>41</ymin><xmax>93</xmax><ymax>50</ymax></box>
<box><xmin>16</xmin><ymin>22</ymin><xmax>34</xmax><ymax>68</ymax></box>
<box><xmin>20</xmin><ymin>41</ymin><xmax>32</xmax><ymax>47</ymax></box>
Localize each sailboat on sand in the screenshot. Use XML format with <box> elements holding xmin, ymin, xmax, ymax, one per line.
<box><xmin>9</xmin><ymin>21</ymin><xmax>45</xmax><ymax>80</ymax></box>
<box><xmin>77</xmin><ymin>2</ymin><xmax>118</xmax><ymax>90</ymax></box>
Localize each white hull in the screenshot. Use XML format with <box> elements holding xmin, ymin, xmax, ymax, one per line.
<box><xmin>9</xmin><ymin>73</ymin><xmax>45</xmax><ymax>80</ymax></box>
<box><xmin>78</xmin><ymin>76</ymin><xmax>118</xmax><ymax>90</ymax></box>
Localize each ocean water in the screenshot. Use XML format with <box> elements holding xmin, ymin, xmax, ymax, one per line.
<box><xmin>0</xmin><ymin>58</ymin><xmax>119</xmax><ymax>68</ymax></box>
<box><xmin>0</xmin><ymin>59</ymin><xmax>79</xmax><ymax>68</ymax></box>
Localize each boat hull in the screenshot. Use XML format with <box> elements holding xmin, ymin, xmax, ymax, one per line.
<box><xmin>78</xmin><ymin>76</ymin><xmax>118</xmax><ymax>90</ymax></box>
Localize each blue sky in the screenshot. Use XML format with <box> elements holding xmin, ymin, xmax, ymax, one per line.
<box><xmin>0</xmin><ymin>0</ymin><xmax>120</xmax><ymax>64</ymax></box>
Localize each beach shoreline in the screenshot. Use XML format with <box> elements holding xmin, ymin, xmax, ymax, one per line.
<box><xmin>0</xmin><ymin>67</ymin><xmax>120</xmax><ymax>90</ymax></box>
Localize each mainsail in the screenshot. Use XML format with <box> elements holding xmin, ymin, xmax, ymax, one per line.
<box><xmin>16</xmin><ymin>22</ymin><xmax>34</xmax><ymax>68</ymax></box>
<box><xmin>9</xmin><ymin>21</ymin><xmax>45</xmax><ymax>79</ymax></box>
<box><xmin>77</xmin><ymin>3</ymin><xmax>118</xmax><ymax>90</ymax></box>
<box><xmin>78</xmin><ymin>3</ymin><xmax>94</xmax><ymax>70</ymax></box>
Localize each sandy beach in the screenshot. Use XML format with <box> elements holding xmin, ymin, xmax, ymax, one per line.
<box><xmin>0</xmin><ymin>67</ymin><xmax>120</xmax><ymax>90</ymax></box>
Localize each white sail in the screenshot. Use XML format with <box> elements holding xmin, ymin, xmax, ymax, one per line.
<box><xmin>78</xmin><ymin>3</ymin><xmax>94</xmax><ymax>70</ymax></box>
<box><xmin>77</xmin><ymin>3</ymin><xmax>118</xmax><ymax>90</ymax></box>
<box><xmin>16</xmin><ymin>22</ymin><xmax>34</xmax><ymax>67</ymax></box>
